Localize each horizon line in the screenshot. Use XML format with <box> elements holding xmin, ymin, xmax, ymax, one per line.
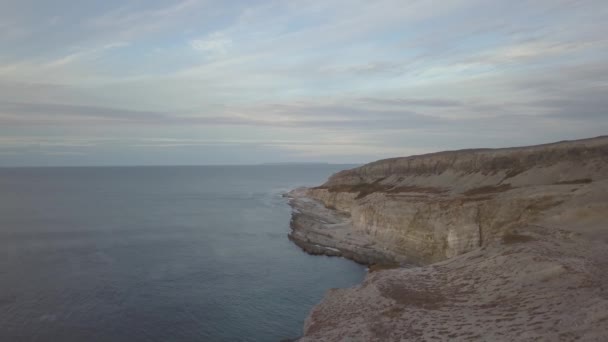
<box><xmin>0</xmin><ymin>162</ymin><xmax>364</xmax><ymax>169</ymax></box>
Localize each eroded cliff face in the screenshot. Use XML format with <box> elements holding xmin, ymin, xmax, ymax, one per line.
<box><xmin>296</xmin><ymin>136</ymin><xmax>608</xmax><ymax>264</ymax></box>
<box><xmin>287</xmin><ymin>136</ymin><xmax>608</xmax><ymax>341</ymax></box>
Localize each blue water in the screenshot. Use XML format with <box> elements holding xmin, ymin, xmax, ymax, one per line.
<box><xmin>0</xmin><ymin>165</ymin><xmax>365</xmax><ymax>342</ymax></box>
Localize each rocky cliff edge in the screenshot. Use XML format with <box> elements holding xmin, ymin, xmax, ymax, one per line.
<box><xmin>287</xmin><ymin>136</ymin><xmax>608</xmax><ymax>341</ymax></box>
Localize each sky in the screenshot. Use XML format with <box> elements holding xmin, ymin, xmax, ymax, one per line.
<box><xmin>0</xmin><ymin>0</ymin><xmax>607</xmax><ymax>166</ymax></box>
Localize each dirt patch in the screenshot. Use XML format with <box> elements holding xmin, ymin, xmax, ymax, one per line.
<box><xmin>555</xmin><ymin>178</ymin><xmax>593</xmax><ymax>185</ymax></box>
<box><xmin>459</xmin><ymin>195</ymin><xmax>493</xmax><ymax>203</ymax></box>
<box><xmin>319</xmin><ymin>182</ymin><xmax>389</xmax><ymax>198</ymax></box>
<box><xmin>381</xmin><ymin>306</ymin><xmax>405</xmax><ymax>318</ymax></box>
<box><xmin>387</xmin><ymin>185</ymin><xmax>447</xmax><ymax>194</ymax></box>
<box><xmin>502</xmin><ymin>232</ymin><xmax>537</xmax><ymax>244</ymax></box>
<box><xmin>463</xmin><ymin>184</ymin><xmax>513</xmax><ymax>196</ymax></box>
<box><xmin>503</xmin><ymin>167</ymin><xmax>527</xmax><ymax>180</ymax></box>
<box><xmin>355</xmin><ymin>183</ymin><xmax>392</xmax><ymax>199</ymax></box>
<box><xmin>525</xmin><ymin>197</ymin><xmax>564</xmax><ymax>213</ymax></box>
<box><xmin>381</xmin><ymin>282</ymin><xmax>446</xmax><ymax>310</ymax></box>
<box><xmin>320</xmin><ymin>182</ymin><xmax>446</xmax><ymax>199</ymax></box>
<box><xmin>369</xmin><ymin>263</ymin><xmax>401</xmax><ymax>272</ymax></box>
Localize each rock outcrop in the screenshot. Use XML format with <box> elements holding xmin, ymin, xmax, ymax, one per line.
<box><xmin>287</xmin><ymin>136</ymin><xmax>608</xmax><ymax>341</ymax></box>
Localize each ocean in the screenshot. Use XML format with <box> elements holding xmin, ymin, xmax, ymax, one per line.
<box><xmin>0</xmin><ymin>165</ymin><xmax>365</xmax><ymax>341</ymax></box>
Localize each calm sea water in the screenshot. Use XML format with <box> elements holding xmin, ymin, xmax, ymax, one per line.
<box><xmin>0</xmin><ymin>165</ymin><xmax>365</xmax><ymax>342</ymax></box>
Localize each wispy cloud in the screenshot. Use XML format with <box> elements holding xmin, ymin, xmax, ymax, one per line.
<box><xmin>43</xmin><ymin>151</ymin><xmax>87</xmax><ymax>156</ymax></box>
<box><xmin>45</xmin><ymin>42</ymin><xmax>130</xmax><ymax>68</ymax></box>
<box><xmin>360</xmin><ymin>97</ymin><xmax>464</xmax><ymax>108</ymax></box>
<box><xmin>190</xmin><ymin>32</ymin><xmax>232</xmax><ymax>55</ymax></box>
<box><xmin>85</xmin><ymin>0</ymin><xmax>203</xmax><ymax>40</ymax></box>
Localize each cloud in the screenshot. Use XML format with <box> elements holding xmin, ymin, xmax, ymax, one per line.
<box><xmin>85</xmin><ymin>0</ymin><xmax>203</xmax><ymax>39</ymax></box>
<box><xmin>320</xmin><ymin>62</ymin><xmax>404</xmax><ymax>75</ymax></box>
<box><xmin>44</xmin><ymin>42</ymin><xmax>130</xmax><ymax>68</ymax></box>
<box><xmin>0</xmin><ymin>100</ymin><xmax>447</xmax><ymax>130</ymax></box>
<box><xmin>531</xmin><ymin>88</ymin><xmax>608</xmax><ymax>120</ymax></box>
<box><xmin>190</xmin><ymin>32</ymin><xmax>233</xmax><ymax>55</ymax></box>
<box><xmin>43</xmin><ymin>151</ymin><xmax>87</xmax><ymax>156</ymax></box>
<box><xmin>360</xmin><ymin>97</ymin><xmax>464</xmax><ymax>107</ymax></box>
<box><xmin>0</xmin><ymin>101</ymin><xmax>167</xmax><ymax>123</ymax></box>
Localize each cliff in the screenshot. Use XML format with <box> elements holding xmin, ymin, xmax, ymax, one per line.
<box><xmin>287</xmin><ymin>136</ymin><xmax>608</xmax><ymax>341</ymax></box>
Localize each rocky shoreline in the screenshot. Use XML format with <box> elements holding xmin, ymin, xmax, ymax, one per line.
<box><xmin>286</xmin><ymin>187</ymin><xmax>410</xmax><ymax>266</ymax></box>
<box><xmin>286</xmin><ymin>136</ymin><xmax>608</xmax><ymax>341</ymax></box>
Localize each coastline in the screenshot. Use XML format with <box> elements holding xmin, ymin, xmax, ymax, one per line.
<box><xmin>285</xmin><ymin>136</ymin><xmax>608</xmax><ymax>341</ymax></box>
<box><xmin>285</xmin><ymin>188</ymin><xmax>410</xmax><ymax>267</ymax></box>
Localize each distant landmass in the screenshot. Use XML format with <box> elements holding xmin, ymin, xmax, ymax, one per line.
<box><xmin>261</xmin><ymin>162</ymin><xmax>331</xmax><ymax>165</ymax></box>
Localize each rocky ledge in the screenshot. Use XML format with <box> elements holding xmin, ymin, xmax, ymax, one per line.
<box><xmin>286</xmin><ymin>187</ymin><xmax>410</xmax><ymax>266</ymax></box>
<box><xmin>287</xmin><ymin>136</ymin><xmax>608</xmax><ymax>341</ymax></box>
